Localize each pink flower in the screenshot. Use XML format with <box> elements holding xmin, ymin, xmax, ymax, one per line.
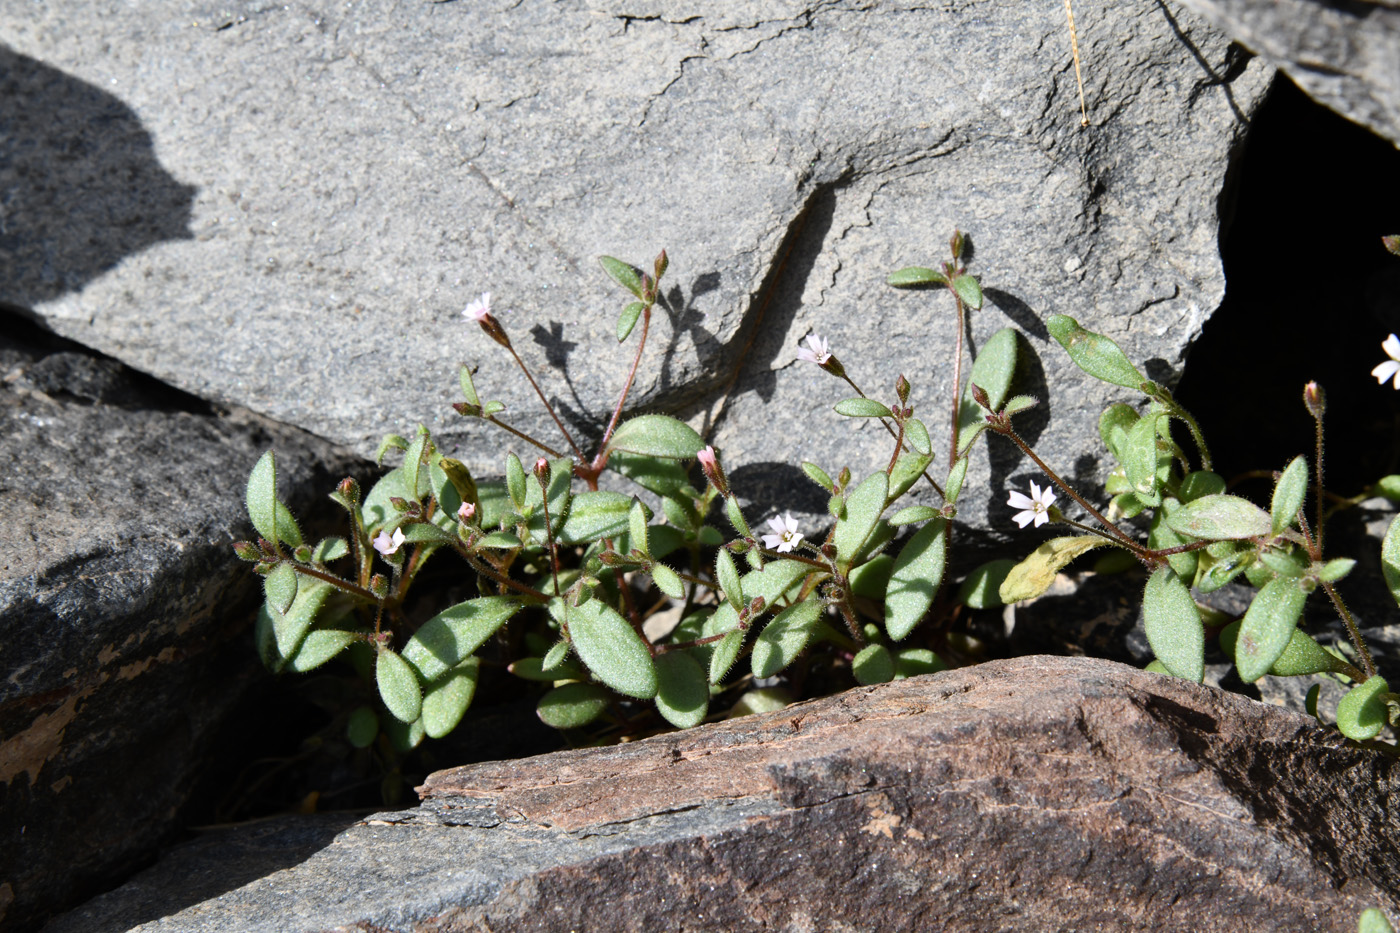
<box><xmin>697</xmin><ymin>446</ymin><xmax>717</xmax><ymax>470</ymax></box>
<box><xmin>1372</xmin><ymin>334</ymin><xmax>1400</xmax><ymax>389</ymax></box>
<box><xmin>373</xmin><ymin>527</ymin><xmax>406</xmax><ymax>556</ymax></box>
<box><xmin>462</xmin><ymin>292</ymin><xmax>492</xmax><ymax>323</ymax></box>
<box><xmin>761</xmin><ymin>513</ymin><xmax>804</xmax><ymax>553</ymax></box>
<box><xmin>457</xmin><ymin>502</ymin><xmax>476</xmax><ymax>523</ymax></box>
<box><xmin>1007</xmin><ymin>482</ymin><xmax>1057</xmax><ymax>529</ymax></box>
<box><xmin>796</xmin><ymin>334</ymin><xmax>832</xmax><ymax>365</ymax></box>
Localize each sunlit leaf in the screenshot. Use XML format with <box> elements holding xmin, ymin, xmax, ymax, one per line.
<box><xmin>402</xmin><ymin>597</ymin><xmax>521</xmax><ymax>681</ymax></box>
<box><xmin>568</xmin><ymin>598</ymin><xmax>658</xmax><ymax>699</ymax></box>
<box><xmin>751</xmin><ymin>599</ymin><xmax>823</xmax><ymax>678</ymax></box>
<box><xmin>834</xmin><ymin>397</ymin><xmax>893</xmax><ymax>419</ymax></box>
<box><xmin>885</xmin><ymin>518</ymin><xmax>947</xmax><ymax>641</ymax></box>
<box><xmin>887</xmin><ymin>266</ymin><xmax>949</xmax><ymax>287</ymax></box>
<box><xmin>607</xmin><ymin>415</ymin><xmax>704</xmax><ymax>460</ymax></box>
<box><xmin>999</xmin><ymin>536</ymin><xmax>1115</xmax><ymax>603</ymax></box>
<box><xmin>1271</xmin><ymin>455</ymin><xmax>1309</xmax><ymax>535</ymax></box>
<box><xmin>617</xmin><ymin>300</ymin><xmax>645</xmax><ymax>342</ymax></box>
<box><xmin>245</xmin><ymin>450</ymin><xmax>303</xmax><ymax>548</ymax></box>
<box><xmin>1166</xmin><ymin>494</ymin><xmax>1272</xmax><ymax>541</ymax></box>
<box><xmin>377</xmin><ymin>648</ymin><xmax>423</xmax><ymax>724</ymax></box>
<box><xmin>264</xmin><ymin>562</ymin><xmax>298</xmax><ymax>615</ymax></box>
<box><xmin>834</xmin><ymin>471</ymin><xmax>888</xmax><ymax>566</ymax></box>
<box><xmin>286</xmin><ymin>629</ymin><xmax>357</xmax><ymax>673</ymax></box>
<box><xmin>599</xmin><ymin>255</ymin><xmax>645</xmax><ymax>299</ymax></box>
<box><xmin>852</xmin><ymin>644</ymin><xmax>895</xmax><ymax>685</ymax></box>
<box><xmin>655</xmin><ymin>650</ymin><xmax>709</xmax><ymax>728</ymax></box>
<box><xmin>1142</xmin><ymin>567</ymin><xmax>1203</xmax><ymax>683</ymax></box>
<box><xmin>1046</xmin><ymin>315</ymin><xmax>1147</xmax><ymax>391</ymax></box>
<box><xmin>559</xmin><ymin>491</ymin><xmax>635</xmax><ymax>544</ymax></box>
<box><xmin>421</xmin><ymin>658</ymin><xmax>480</xmax><ymax>739</ymax></box>
<box><xmin>1234</xmin><ymin>577</ymin><xmax>1308</xmax><ymax>682</ymax></box>
<box><xmin>1337</xmin><ymin>675</ymin><xmax>1391</xmax><ymax>741</ymax></box>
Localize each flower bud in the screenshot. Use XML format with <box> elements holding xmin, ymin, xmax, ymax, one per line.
<box><xmin>533</xmin><ymin>457</ymin><xmax>551</xmax><ymax>484</ymax></box>
<box><xmin>389</xmin><ymin>496</ymin><xmax>409</xmax><ymax>513</ymax></box>
<box><xmin>970</xmin><ymin>383</ymin><xmax>991</xmax><ymax>411</ymax></box>
<box><xmin>1303</xmin><ymin>381</ymin><xmax>1326</xmax><ymax>420</ymax></box>
<box><xmin>821</xmin><ymin>355</ymin><xmax>847</xmax><ymax>379</ymax></box>
<box><xmin>896</xmin><ymin>374</ymin><xmax>911</xmax><ymax>406</ymax></box>
<box><xmin>293</xmin><ymin>545</ymin><xmax>313</xmax><ymax>563</ymax></box>
<box><xmin>696</xmin><ymin>445</ymin><xmax>729</xmax><ymax>496</ymax></box>
<box><xmin>370</xmin><ymin>574</ymin><xmax>390</xmax><ymax>599</ymax></box>
<box><xmin>232</xmin><ymin>541</ymin><xmax>260</xmax><ymax>561</ymax></box>
<box><xmin>337</xmin><ymin>477</ymin><xmax>360</xmax><ymax>501</ymax></box>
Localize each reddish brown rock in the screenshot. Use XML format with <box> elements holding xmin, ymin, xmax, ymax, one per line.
<box><xmin>49</xmin><ymin>656</ymin><xmax>1400</xmax><ymax>932</ymax></box>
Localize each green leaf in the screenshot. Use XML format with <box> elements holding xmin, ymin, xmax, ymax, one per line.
<box><xmin>608</xmin><ymin>451</ymin><xmax>692</xmax><ymax>496</ymax></box>
<box><xmin>834</xmin><ymin>471</ymin><xmax>889</xmax><ymax>566</ymax></box>
<box><xmin>543</xmin><ymin>639</ymin><xmax>572</xmax><ymax>672</ymax></box>
<box><xmin>1268</xmin><ymin>629</ymin><xmax>1352</xmax><ymax>677</ymax></box>
<box><xmin>481</xmin><ymin>400</ymin><xmax>506</xmax><ymax>417</ymax></box>
<box><xmin>509</xmin><ymin>654</ymin><xmax>586</xmax><ymax>682</ymax></box>
<box><xmin>727</xmin><ymin>687</ymin><xmax>791</xmax><ymax>717</ymax></box>
<box><xmin>1374</xmin><ymin>476</ymin><xmax>1400</xmax><ymax>501</ymax></box>
<box><xmin>1166</xmin><ymin>494</ymin><xmax>1272</xmax><ymax>541</ymax></box>
<box><xmin>1178</xmin><ymin>470</ymin><xmax>1226</xmax><ymax>502</ymax></box>
<box><xmin>377</xmin><ymin>648</ymin><xmax>423</xmax><ymax>724</ymax></box>
<box><xmin>402</xmin><ymin>597</ymin><xmax>521</xmax><ymax>681</ymax></box>
<box><xmin>885</xmin><ymin>518</ymin><xmax>947</xmax><ymax>641</ymax></box>
<box><xmin>889</xmin><ymin>505</ymin><xmax>940</xmax><ymax>526</ymax></box>
<box><xmin>599</xmin><ymin>255</ymin><xmax>645</xmax><ymax>299</ymax></box>
<box><xmin>383</xmin><ymin>715</ymin><xmax>425</xmax><ymax>752</ymax></box>
<box><xmin>286</xmin><ymin>629</ymin><xmax>357</xmax><ymax>673</ymax></box>
<box><xmin>956</xmin><ymin>421</ymin><xmax>992</xmax><ymax>458</ymax></box>
<box><xmin>459</xmin><ymin>365</ymin><xmax>481</xmax><ymax>407</ymax></box>
<box><xmin>741</xmin><ymin>559</ymin><xmax>815</xmax><ymax>607</ymax></box>
<box><xmin>1271</xmin><ymin>455</ymin><xmax>1309</xmax><ymax>535</ymax></box>
<box><xmin>651</xmin><ymin>563</ymin><xmax>685</xmax><ymax>599</ymax></box>
<box><xmin>617</xmin><ymin>300</ymin><xmax>645</xmax><ymax>342</ymax></box>
<box><xmin>1046</xmin><ymin>315</ymin><xmax>1148</xmax><ymax>391</ymax></box>
<box><xmin>702</xmin><ymin>603</ymin><xmax>745</xmax><ymax>683</ymax></box>
<box><xmin>848</xmin><ymin>554</ymin><xmax>894</xmax><ymax>600</ymax></box>
<box><xmin>725</xmin><ymin>497</ymin><xmax>751</xmax><ymax>537</ymax></box>
<box><xmin>607</xmin><ymin>414</ymin><xmax>704</xmax><ymax>460</ymax></box>
<box><xmin>751</xmin><ymin>599</ymin><xmax>823</xmax><ymax>678</ymax></box>
<box><xmin>890</xmin><ymin>451</ymin><xmax>934</xmax><ymax>499</ymax></box>
<box><xmin>852</xmin><ymin>644</ymin><xmax>895</xmax><ymax>685</ymax></box>
<box><xmin>401</xmin><ymin>521</ymin><xmax>454</xmax><ymax>545</ymax></box>
<box><xmin>312</xmin><ymin>536</ymin><xmax>349</xmax><ymax>563</ymax></box>
<box><xmin>655</xmin><ymin>650</ymin><xmax>709</xmax><ymax>729</ymax></box>
<box><xmin>421</xmin><ymin>658</ymin><xmax>480</xmax><ymax>739</ymax></box>
<box><xmin>245</xmin><ymin>450</ymin><xmax>303</xmax><ymax>548</ymax></box>
<box><xmin>945</xmin><ymin>456</ymin><xmax>969</xmax><ymax>503</ymax></box>
<box><xmin>958</xmin><ymin>328</ymin><xmax>1019</xmax><ymax>436</ymax></box>
<box><xmin>905</xmin><ymin>418</ymin><xmax>932</xmax><ymax>456</ymax></box>
<box><xmin>1148</xmin><ymin>499</ymin><xmax>1197</xmax><ymax>581</ymax></box>
<box><xmin>1234</xmin><ymin>577</ymin><xmax>1308</xmax><ymax>682</ymax></box>
<box><xmin>801</xmin><ymin>461</ymin><xmax>834</xmax><ymax>492</ymax></box>
<box><xmin>1122</xmin><ymin>413</ymin><xmax>1165</xmax><ymax>506</ymax></box>
<box><xmin>834</xmin><ymin>397</ymin><xmax>893</xmax><ymax>418</ymax></box>
<box><xmin>886</xmin><ymin>266</ymin><xmax>949</xmax><ymax>287</ymax></box>
<box><xmin>261</xmin><ymin>579</ymin><xmax>333</xmax><ymax>667</ymax></box>
<box><xmin>264</xmin><ymin>562</ymin><xmax>298</xmax><ymax>615</ymax></box>
<box><xmin>957</xmin><ymin>559</ymin><xmax>1017</xmax><ymax>609</ymax></box>
<box><xmin>401</xmin><ymin>431</ymin><xmax>428</xmax><ymax>509</ymax></box>
<box><xmin>1359</xmin><ymin>909</ymin><xmax>1397</xmax><ymax>933</ymax></box>
<box><xmin>1337</xmin><ymin>675</ymin><xmax>1391</xmax><ymax>742</ymax></box>
<box><xmin>628</xmin><ymin>500</ymin><xmax>651</xmax><ymax>559</ymax></box>
<box><xmin>1382</xmin><ymin>515</ymin><xmax>1400</xmax><ymax>609</ymax></box>
<box><xmin>716</xmin><ymin>547</ymin><xmax>744</xmax><ymax>609</ymax></box>
<box><xmin>1002</xmin><ymin>395</ymin><xmax>1038</xmax><ymax>417</ymax></box>
<box><xmin>1317</xmin><ymin>558</ymin><xmax>1356</xmax><ymax>583</ymax></box>
<box><xmin>1142</xmin><ymin>567</ymin><xmax>1204</xmax><ymax>683</ymax></box>
<box><xmin>505</xmin><ymin>452</ymin><xmax>527</xmax><ymax>510</ymax></box>
<box><xmin>346</xmin><ymin>706</ymin><xmax>379</xmax><ymax>748</ymax></box>
<box><xmin>362</xmin><ymin>465</ymin><xmax>432</xmax><ymax>529</ymax></box>
<box><xmin>1098</xmin><ymin>404</ymin><xmax>1139</xmax><ymax>462</ymax></box>
<box><xmin>375</xmin><ymin>434</ymin><xmax>409</xmax><ymax>465</ymax></box>
<box><xmin>999</xmin><ymin>537</ymin><xmax>1116</xmax><ymax>603</ymax></box>
<box><xmin>568</xmin><ymin>599</ymin><xmax>658</xmax><ymax>699</ymax></box>
<box><xmin>893</xmin><ymin>647</ymin><xmax>947</xmax><ymax>679</ymax></box>
<box><xmin>537</xmin><ymin>682</ymin><xmax>611</xmax><ymax>729</ymax></box>
<box><xmin>559</xmin><ymin>490</ymin><xmax>635</xmax><ymax>545</ymax></box>
<box><xmin>950</xmin><ymin>273</ymin><xmax>982</xmax><ymax>310</ymax></box>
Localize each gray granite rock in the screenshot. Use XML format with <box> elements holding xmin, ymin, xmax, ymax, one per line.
<box><xmin>46</xmin><ymin>656</ymin><xmax>1400</xmax><ymax>933</ymax></box>
<box><xmin>3</xmin><ymin>0</ymin><xmax>1271</xmax><ymax>547</ymax></box>
<box><xmin>0</xmin><ymin>319</ymin><xmax>365</xmax><ymax>932</ymax></box>
<box><xmin>1174</xmin><ymin>0</ymin><xmax>1400</xmax><ymax>147</ymax></box>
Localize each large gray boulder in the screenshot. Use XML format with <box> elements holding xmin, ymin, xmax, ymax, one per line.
<box><xmin>1173</xmin><ymin>0</ymin><xmax>1400</xmax><ymax>148</ymax></box>
<box><xmin>46</xmin><ymin>656</ymin><xmax>1400</xmax><ymax>932</ymax></box>
<box><xmin>4</xmin><ymin>0</ymin><xmax>1271</xmax><ymax>542</ymax></box>
<box><xmin>0</xmin><ymin>321</ymin><xmax>362</xmax><ymax>932</ymax></box>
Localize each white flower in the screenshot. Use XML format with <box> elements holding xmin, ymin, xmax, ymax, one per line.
<box><xmin>1007</xmin><ymin>481</ymin><xmax>1057</xmax><ymax>529</ymax></box>
<box><xmin>796</xmin><ymin>334</ymin><xmax>832</xmax><ymax>365</ymax></box>
<box><xmin>373</xmin><ymin>527</ymin><xmax>406</xmax><ymax>556</ymax></box>
<box><xmin>462</xmin><ymin>292</ymin><xmax>492</xmax><ymax>323</ymax></box>
<box><xmin>1373</xmin><ymin>334</ymin><xmax>1400</xmax><ymax>388</ymax></box>
<box><xmin>761</xmin><ymin>512</ymin><xmax>804</xmax><ymax>553</ymax></box>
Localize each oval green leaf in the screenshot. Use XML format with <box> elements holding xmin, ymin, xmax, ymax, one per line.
<box><xmin>402</xmin><ymin>596</ymin><xmax>521</xmax><ymax>681</ymax></box>
<box><xmin>245</xmin><ymin>449</ymin><xmax>303</xmax><ymax>547</ymax></box>
<box><xmin>1166</xmin><ymin>494</ymin><xmax>1272</xmax><ymax>541</ymax></box>
<box><xmin>599</xmin><ymin>255</ymin><xmax>645</xmax><ymax>299</ymax></box>
<box><xmin>655</xmin><ymin>650</ymin><xmax>709</xmax><ymax>729</ymax></box>
<box><xmin>1382</xmin><ymin>514</ymin><xmax>1400</xmax><ymax>609</ymax></box>
<box><xmin>957</xmin><ymin>559</ymin><xmax>1017</xmax><ymax>609</ymax></box>
<box><xmin>958</xmin><ymin>328</ymin><xmax>1019</xmax><ymax>435</ymax></box>
<box><xmin>1178</xmin><ymin>470</ymin><xmax>1226</xmax><ymax>502</ymax></box>
<box><xmin>852</xmin><ymin>643</ymin><xmax>895</xmax><ymax>685</ymax></box>
<box><xmin>537</xmin><ymin>682</ymin><xmax>611</xmax><ymax>729</ymax></box>
<box><xmin>606</xmin><ymin>414</ymin><xmax>704</xmax><ymax>460</ymax></box>
<box><xmin>346</xmin><ymin>705</ymin><xmax>379</xmax><ymax>748</ymax></box>
<box><xmin>886</xmin><ymin>266</ymin><xmax>948</xmax><ymax>288</ymax></box>
<box><xmin>889</xmin><ymin>505</ymin><xmax>939</xmax><ymax>526</ymax></box>
<box><xmin>1142</xmin><ymin>567</ymin><xmax>1204</xmax><ymax>683</ymax></box>
<box><xmin>834</xmin><ymin>471</ymin><xmax>888</xmax><ymax>566</ymax></box>
<box><xmin>651</xmin><ymin>563</ymin><xmax>685</xmax><ymax>600</ymax></box>
<box><xmin>905</xmin><ymin>417</ymin><xmax>932</xmax><ymax>456</ymax></box>
<box><xmin>834</xmin><ymin>397</ymin><xmax>893</xmax><ymax>419</ymax></box>
<box><xmin>559</xmin><ymin>490</ymin><xmax>635</xmax><ymax>545</ymax></box>
<box><xmin>1098</xmin><ymin>403</ymin><xmax>1139</xmax><ymax>462</ymax></box>
<box><xmin>263</xmin><ymin>579</ymin><xmax>333</xmax><ymax>666</ymax></box>
<box><xmin>264</xmin><ymin>562</ymin><xmax>298</xmax><ymax>616</ymax></box>
<box><xmin>1234</xmin><ymin>577</ymin><xmax>1308</xmax><ymax>683</ymax></box>
<box><xmin>1046</xmin><ymin>314</ymin><xmax>1147</xmax><ymax>390</ymax></box>
<box><xmin>1337</xmin><ymin>675</ymin><xmax>1391</xmax><ymax>742</ymax></box>
<box><xmin>945</xmin><ymin>456</ymin><xmax>969</xmax><ymax>503</ymax></box>
<box><xmin>568</xmin><ymin>599</ymin><xmax>658</xmax><ymax>700</ymax></box>
<box><xmin>703</xmin><ymin>603</ymin><xmax>744</xmax><ymax>684</ymax></box>
<box><xmin>1271</xmin><ymin>455</ymin><xmax>1308</xmax><ymax>535</ymax></box>
<box><xmin>617</xmin><ymin>300</ymin><xmax>645</xmax><ymax>342</ymax></box>
<box><xmin>886</xmin><ymin>518</ymin><xmax>947</xmax><ymax>641</ymax></box>
<box><xmin>751</xmin><ymin>598</ymin><xmax>823</xmax><ymax>678</ymax></box>
<box><xmin>421</xmin><ymin>658</ymin><xmax>480</xmax><ymax>739</ymax></box>
<box><xmin>1122</xmin><ymin>414</ymin><xmax>1164</xmax><ymax>506</ymax></box>
<box><xmin>377</xmin><ymin>648</ymin><xmax>423</xmax><ymax>724</ymax></box>
<box><xmin>287</xmin><ymin>629</ymin><xmax>357</xmax><ymax>673</ymax></box>
<box><xmin>951</xmin><ymin>274</ymin><xmax>983</xmax><ymax>310</ymax></box>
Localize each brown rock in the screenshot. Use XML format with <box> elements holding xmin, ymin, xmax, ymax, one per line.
<box><xmin>49</xmin><ymin>656</ymin><xmax>1400</xmax><ymax>932</ymax></box>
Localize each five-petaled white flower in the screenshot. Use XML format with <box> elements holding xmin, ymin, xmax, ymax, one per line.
<box><xmin>1007</xmin><ymin>482</ymin><xmax>1057</xmax><ymax>529</ymax></box>
<box><xmin>373</xmin><ymin>527</ymin><xmax>406</xmax><ymax>556</ymax></box>
<box><xmin>1373</xmin><ymin>334</ymin><xmax>1400</xmax><ymax>389</ymax></box>
<box><xmin>761</xmin><ymin>513</ymin><xmax>804</xmax><ymax>553</ymax></box>
<box><xmin>796</xmin><ymin>334</ymin><xmax>832</xmax><ymax>366</ymax></box>
<box><xmin>462</xmin><ymin>292</ymin><xmax>493</xmax><ymax>323</ymax></box>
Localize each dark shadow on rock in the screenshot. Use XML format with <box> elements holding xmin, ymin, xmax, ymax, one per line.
<box><xmin>983</xmin><ymin>288</ymin><xmax>1049</xmax><ymax>342</ymax></box>
<box><xmin>1153</xmin><ymin>0</ymin><xmax>1252</xmax><ymax>126</ymax></box>
<box><xmin>729</xmin><ymin>461</ymin><xmax>831</xmax><ymax>521</ymax></box>
<box><xmin>0</xmin><ymin>45</ymin><xmax>195</xmax><ymax>306</ymax></box>
<box><xmin>983</xmin><ymin>332</ymin><xmax>1051</xmax><ymax>529</ymax></box>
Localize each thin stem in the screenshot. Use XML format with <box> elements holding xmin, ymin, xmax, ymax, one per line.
<box><xmin>1170</xmin><ymin>405</ymin><xmax>1212</xmax><ymax>472</ymax></box>
<box><xmin>949</xmin><ymin>292</ymin><xmax>966</xmax><ymax>467</ymax></box>
<box><xmin>840</xmin><ymin>373</ymin><xmax>946</xmax><ymax>498</ymax></box>
<box><xmin>1149</xmin><ymin>539</ymin><xmax>1214</xmax><ymax>558</ymax></box>
<box><xmin>290</xmin><ymin>562</ymin><xmax>380</xmax><ymax>602</ymax></box>
<box><xmin>887</xmin><ymin>420</ymin><xmax>906</xmax><ymax>475</ymax></box>
<box><xmin>1312</xmin><ymin>402</ymin><xmax>1326</xmax><ymax>556</ymax></box>
<box><xmin>1056</xmin><ymin>515</ymin><xmax>1142</xmax><ymax>551</ymax></box>
<box><xmin>592</xmin><ymin>305</ymin><xmax>652</xmax><ymax>475</ymax></box>
<box><xmin>538</xmin><ymin>483</ymin><xmax>562</xmax><ymax>598</ymax></box>
<box><xmin>506</xmin><ymin>344</ymin><xmax>584</xmax><ymax>460</ymax></box>
<box><xmin>483</xmin><ymin>416</ymin><xmax>564</xmax><ymax>459</ymax></box>
<box><xmin>458</xmin><ymin>548</ymin><xmax>549</xmax><ymax>601</ymax></box>
<box><xmin>998</xmin><ymin>424</ymin><xmax>1141</xmax><ymax>551</ymax></box>
<box><xmin>1064</xmin><ymin>0</ymin><xmax>1089</xmax><ymax>127</ymax></box>
<box><xmin>1320</xmin><ymin>579</ymin><xmax>1376</xmax><ymax>680</ymax></box>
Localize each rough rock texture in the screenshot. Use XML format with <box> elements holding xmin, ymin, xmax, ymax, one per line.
<box><xmin>46</xmin><ymin>656</ymin><xmax>1400</xmax><ymax>932</ymax></box>
<box><xmin>1173</xmin><ymin>0</ymin><xmax>1400</xmax><ymax>148</ymax></box>
<box><xmin>2</xmin><ymin>0</ymin><xmax>1271</xmax><ymax>543</ymax></box>
<box><xmin>0</xmin><ymin>319</ymin><xmax>365</xmax><ymax>932</ymax></box>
